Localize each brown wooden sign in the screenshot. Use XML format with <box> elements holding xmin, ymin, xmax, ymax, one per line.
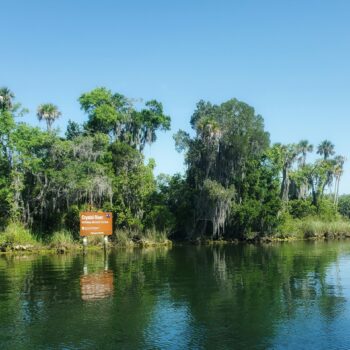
<box><xmin>80</xmin><ymin>212</ymin><xmax>113</xmax><ymax>236</ymax></box>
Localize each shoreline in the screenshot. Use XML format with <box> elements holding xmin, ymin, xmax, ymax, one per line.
<box><xmin>1</xmin><ymin>235</ymin><xmax>350</xmax><ymax>255</ymax></box>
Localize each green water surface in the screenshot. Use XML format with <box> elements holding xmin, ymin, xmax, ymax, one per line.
<box><xmin>1</xmin><ymin>241</ymin><xmax>350</xmax><ymax>349</ymax></box>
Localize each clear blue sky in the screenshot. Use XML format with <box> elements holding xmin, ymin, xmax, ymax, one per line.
<box><xmin>1</xmin><ymin>0</ymin><xmax>350</xmax><ymax>193</ymax></box>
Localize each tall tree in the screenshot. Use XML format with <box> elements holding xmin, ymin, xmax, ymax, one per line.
<box><xmin>306</xmin><ymin>160</ymin><xmax>335</xmax><ymax>207</ymax></box>
<box><xmin>79</xmin><ymin>87</ymin><xmax>170</xmax><ymax>151</ymax></box>
<box><xmin>65</xmin><ymin>120</ymin><xmax>82</xmax><ymax>140</ymax></box>
<box><xmin>295</xmin><ymin>140</ymin><xmax>313</xmax><ymax>199</ymax></box>
<box><xmin>333</xmin><ymin>155</ymin><xmax>346</xmax><ymax>207</ymax></box>
<box><xmin>297</xmin><ymin>140</ymin><xmax>313</xmax><ymax>167</ymax></box>
<box><xmin>0</xmin><ymin>87</ymin><xmax>15</xmax><ymax>111</ymax></box>
<box><xmin>175</xmin><ymin>98</ymin><xmax>273</xmax><ymax>238</ymax></box>
<box><xmin>269</xmin><ymin>144</ymin><xmax>299</xmax><ymax>202</ymax></box>
<box><xmin>317</xmin><ymin>140</ymin><xmax>335</xmax><ymax>160</ymax></box>
<box><xmin>0</xmin><ymin>88</ymin><xmax>29</xmax><ymax>223</ymax></box>
<box><xmin>37</xmin><ymin>103</ymin><xmax>61</xmax><ymax>132</ymax></box>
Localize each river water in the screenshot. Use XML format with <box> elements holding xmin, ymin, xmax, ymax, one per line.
<box><xmin>1</xmin><ymin>241</ymin><xmax>350</xmax><ymax>349</ymax></box>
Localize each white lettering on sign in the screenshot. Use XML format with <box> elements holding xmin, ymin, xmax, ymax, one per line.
<box><xmin>80</xmin><ymin>212</ymin><xmax>113</xmax><ymax>236</ymax></box>
<box><xmin>81</xmin><ymin>215</ymin><xmax>104</xmax><ymax>220</ymax></box>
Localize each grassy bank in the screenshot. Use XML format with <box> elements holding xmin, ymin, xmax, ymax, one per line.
<box><xmin>0</xmin><ymin>223</ymin><xmax>172</xmax><ymax>253</ymax></box>
<box><xmin>1</xmin><ymin>218</ymin><xmax>350</xmax><ymax>254</ymax></box>
<box><xmin>276</xmin><ymin>216</ymin><xmax>350</xmax><ymax>240</ymax></box>
<box><xmin>114</xmin><ymin>229</ymin><xmax>172</xmax><ymax>247</ymax></box>
<box><xmin>0</xmin><ymin>223</ymin><xmax>40</xmax><ymax>251</ymax></box>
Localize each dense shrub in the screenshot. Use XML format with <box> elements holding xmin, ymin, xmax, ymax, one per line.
<box><xmin>288</xmin><ymin>199</ymin><xmax>316</xmax><ymax>219</ymax></box>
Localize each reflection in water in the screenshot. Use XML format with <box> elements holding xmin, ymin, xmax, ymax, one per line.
<box><xmin>80</xmin><ymin>270</ymin><xmax>114</xmax><ymax>301</ymax></box>
<box><xmin>144</xmin><ymin>295</ymin><xmax>205</xmax><ymax>349</ymax></box>
<box><xmin>1</xmin><ymin>242</ymin><xmax>350</xmax><ymax>349</ymax></box>
<box><xmin>80</xmin><ymin>253</ymin><xmax>114</xmax><ymax>301</ymax></box>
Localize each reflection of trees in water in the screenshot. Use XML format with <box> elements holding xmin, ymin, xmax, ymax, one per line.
<box><xmin>0</xmin><ymin>251</ymin><xmax>148</xmax><ymax>348</ymax></box>
<box><xmin>0</xmin><ymin>254</ymin><xmax>39</xmax><ymax>347</ymax></box>
<box><xmin>164</xmin><ymin>242</ymin><xmax>349</xmax><ymax>349</ymax></box>
<box><xmin>213</xmin><ymin>247</ymin><xmax>228</xmax><ymax>283</ymax></box>
<box><xmin>0</xmin><ymin>242</ymin><xmax>349</xmax><ymax>349</ymax></box>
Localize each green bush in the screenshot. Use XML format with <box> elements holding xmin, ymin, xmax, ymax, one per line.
<box><xmin>317</xmin><ymin>199</ymin><xmax>338</xmax><ymax>220</ymax></box>
<box><xmin>232</xmin><ymin>197</ymin><xmax>281</xmax><ymax>238</ymax></box>
<box><xmin>276</xmin><ymin>212</ymin><xmax>350</xmax><ymax>239</ymax></box>
<box><xmin>288</xmin><ymin>199</ymin><xmax>316</xmax><ymax>219</ymax></box>
<box><xmin>50</xmin><ymin>230</ymin><xmax>75</xmax><ymax>248</ymax></box>
<box><xmin>0</xmin><ymin>222</ymin><xmax>38</xmax><ymax>246</ymax></box>
<box><xmin>114</xmin><ymin>228</ymin><xmax>170</xmax><ymax>246</ymax></box>
<box><xmin>144</xmin><ymin>204</ymin><xmax>175</xmax><ymax>233</ymax></box>
<box><xmin>86</xmin><ymin>235</ymin><xmax>105</xmax><ymax>245</ymax></box>
<box><xmin>275</xmin><ymin>212</ymin><xmax>302</xmax><ymax>239</ymax></box>
<box><xmin>115</xmin><ymin>229</ymin><xmax>135</xmax><ymax>246</ymax></box>
<box><xmin>338</xmin><ymin>195</ymin><xmax>350</xmax><ymax>219</ymax></box>
<box><xmin>64</xmin><ymin>205</ymin><xmax>80</xmax><ymax>238</ymax></box>
<box><xmin>142</xmin><ymin>229</ymin><xmax>169</xmax><ymax>244</ymax></box>
<box><xmin>299</xmin><ymin>217</ymin><xmax>350</xmax><ymax>238</ymax></box>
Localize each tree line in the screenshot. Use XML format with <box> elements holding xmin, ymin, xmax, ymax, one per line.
<box><xmin>0</xmin><ymin>87</ymin><xmax>347</xmax><ymax>240</ymax></box>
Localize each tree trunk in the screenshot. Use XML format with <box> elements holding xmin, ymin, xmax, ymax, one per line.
<box><xmin>280</xmin><ymin>166</ymin><xmax>289</xmax><ymax>202</ymax></box>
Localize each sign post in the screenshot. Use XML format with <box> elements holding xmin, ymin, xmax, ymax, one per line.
<box><xmin>80</xmin><ymin>212</ymin><xmax>113</xmax><ymax>251</ymax></box>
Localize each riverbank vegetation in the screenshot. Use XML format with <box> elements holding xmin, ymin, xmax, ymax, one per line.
<box><xmin>0</xmin><ymin>86</ymin><xmax>349</xmax><ymax>250</ymax></box>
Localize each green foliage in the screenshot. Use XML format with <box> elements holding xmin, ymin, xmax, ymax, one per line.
<box><xmin>49</xmin><ymin>230</ymin><xmax>75</xmax><ymax>248</ymax></box>
<box><xmin>317</xmin><ymin>199</ymin><xmax>338</xmax><ymax>220</ymax></box>
<box><xmin>113</xmin><ymin>228</ymin><xmax>169</xmax><ymax>246</ymax></box>
<box><xmin>173</xmin><ymin>130</ymin><xmax>190</xmax><ymax>152</ymax></box>
<box><xmin>151</xmin><ymin>174</ymin><xmax>195</xmax><ymax>239</ymax></box>
<box><xmin>200</xmin><ymin>179</ymin><xmax>235</xmax><ymax>238</ymax></box>
<box><xmin>85</xmin><ymin>234</ymin><xmax>108</xmax><ymax>246</ymax></box>
<box><xmin>276</xmin><ymin>215</ymin><xmax>350</xmax><ymax>239</ymax></box>
<box><xmin>37</xmin><ymin>103</ymin><xmax>61</xmax><ymax>131</ymax></box>
<box><xmin>79</xmin><ymin>87</ymin><xmax>170</xmax><ymax>151</ymax></box>
<box><xmin>0</xmin><ymin>87</ymin><xmax>347</xmax><ymax>243</ymax></box>
<box><xmin>140</xmin><ymin>229</ymin><xmax>170</xmax><ymax>245</ymax></box>
<box><xmin>0</xmin><ymin>86</ymin><xmax>172</xmax><ymax>240</ymax></box>
<box><xmin>338</xmin><ymin>195</ymin><xmax>350</xmax><ymax>218</ymax></box>
<box><xmin>114</xmin><ymin>229</ymin><xmax>134</xmax><ymax>246</ymax></box>
<box><xmin>235</xmin><ymin>156</ymin><xmax>282</xmax><ymax>236</ymax></box>
<box><xmin>317</xmin><ymin>140</ymin><xmax>335</xmax><ymax>160</ymax></box>
<box><xmin>288</xmin><ymin>199</ymin><xmax>316</xmax><ymax>218</ymax></box>
<box><xmin>275</xmin><ymin>212</ymin><xmax>302</xmax><ymax>239</ymax></box>
<box><xmin>0</xmin><ymin>222</ymin><xmax>38</xmax><ymax>246</ymax></box>
<box><xmin>111</xmin><ymin>143</ymin><xmax>156</xmax><ymax>230</ymax></box>
<box><xmin>65</xmin><ymin>120</ymin><xmax>82</xmax><ymax>140</ymax></box>
<box><xmin>174</xmin><ymin>96</ymin><xmax>346</xmax><ymax>239</ymax></box>
<box><xmin>176</xmin><ymin>97</ymin><xmax>274</xmax><ymax>239</ymax></box>
<box><xmin>64</xmin><ymin>205</ymin><xmax>80</xmax><ymax>238</ymax></box>
<box><xmin>300</xmin><ymin>217</ymin><xmax>350</xmax><ymax>239</ymax></box>
<box><xmin>144</xmin><ymin>204</ymin><xmax>175</xmax><ymax>233</ymax></box>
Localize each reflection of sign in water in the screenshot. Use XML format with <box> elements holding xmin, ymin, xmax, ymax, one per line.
<box><xmin>80</xmin><ymin>212</ymin><xmax>113</xmax><ymax>236</ymax></box>
<box><xmin>80</xmin><ymin>270</ymin><xmax>114</xmax><ymax>301</ymax></box>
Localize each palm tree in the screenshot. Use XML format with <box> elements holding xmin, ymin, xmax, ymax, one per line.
<box><xmin>0</xmin><ymin>87</ymin><xmax>15</xmax><ymax>111</ymax></box>
<box><xmin>333</xmin><ymin>155</ymin><xmax>346</xmax><ymax>207</ymax></box>
<box><xmin>317</xmin><ymin>140</ymin><xmax>335</xmax><ymax>160</ymax></box>
<box><xmin>280</xmin><ymin>144</ymin><xmax>299</xmax><ymax>202</ymax></box>
<box><xmin>37</xmin><ymin>103</ymin><xmax>61</xmax><ymax>131</ymax></box>
<box><xmin>297</xmin><ymin>140</ymin><xmax>313</xmax><ymax>167</ymax></box>
<box><xmin>296</xmin><ymin>140</ymin><xmax>313</xmax><ymax>199</ymax></box>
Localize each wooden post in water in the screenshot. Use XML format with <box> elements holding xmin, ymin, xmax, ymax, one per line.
<box><xmin>83</xmin><ymin>236</ymin><xmax>88</xmax><ymax>255</ymax></box>
<box><xmin>103</xmin><ymin>235</ymin><xmax>108</xmax><ymax>253</ymax></box>
<box><xmin>104</xmin><ymin>245</ymin><xmax>108</xmax><ymax>271</ymax></box>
